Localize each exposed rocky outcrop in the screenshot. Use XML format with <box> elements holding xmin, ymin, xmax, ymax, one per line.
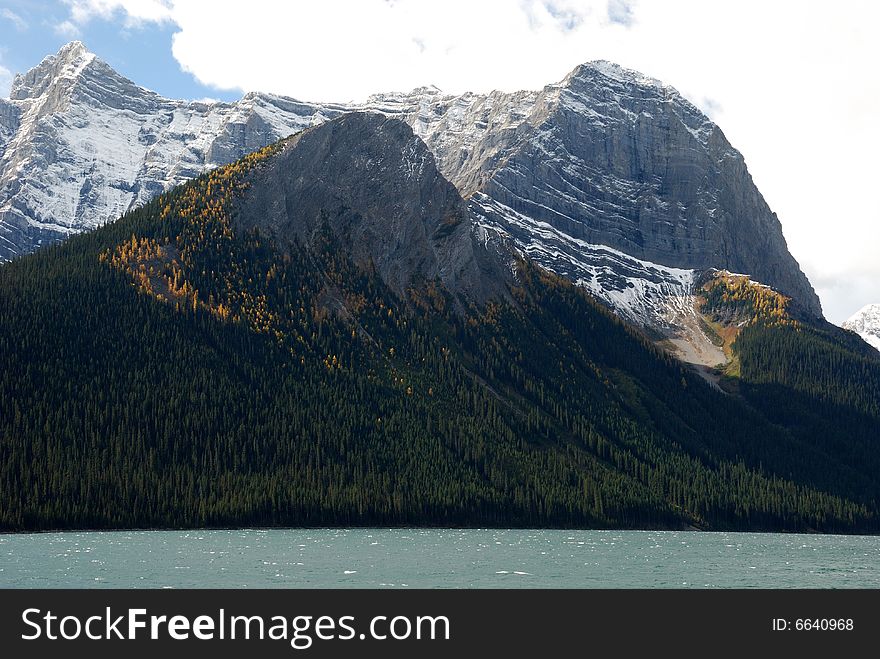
<box><xmin>236</xmin><ymin>112</ymin><xmax>509</xmax><ymax>305</ymax></box>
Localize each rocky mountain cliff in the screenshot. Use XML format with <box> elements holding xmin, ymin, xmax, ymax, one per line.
<box><xmin>235</xmin><ymin>112</ymin><xmax>509</xmax><ymax>304</ymax></box>
<box><xmin>843</xmin><ymin>304</ymin><xmax>880</xmax><ymax>351</ymax></box>
<box><xmin>0</xmin><ymin>41</ymin><xmax>822</xmax><ymax>329</ymax></box>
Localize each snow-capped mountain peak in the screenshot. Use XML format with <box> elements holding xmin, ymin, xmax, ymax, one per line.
<box><xmin>0</xmin><ymin>43</ymin><xmax>339</xmax><ymax>259</ymax></box>
<box><xmin>843</xmin><ymin>303</ymin><xmax>880</xmax><ymax>351</ymax></box>
<box><xmin>10</xmin><ymin>40</ymin><xmax>96</xmax><ymax>102</ymax></box>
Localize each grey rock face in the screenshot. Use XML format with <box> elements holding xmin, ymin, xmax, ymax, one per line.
<box><xmin>0</xmin><ymin>99</ymin><xmax>20</xmax><ymax>154</ymax></box>
<box><xmin>236</xmin><ymin>113</ymin><xmax>508</xmax><ymax>305</ymax></box>
<box><xmin>371</xmin><ymin>62</ymin><xmax>821</xmax><ymax>317</ymax></box>
<box><xmin>496</xmin><ymin>64</ymin><xmax>820</xmax><ymax>316</ymax></box>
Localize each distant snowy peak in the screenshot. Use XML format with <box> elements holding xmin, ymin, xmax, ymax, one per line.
<box><xmin>9</xmin><ymin>40</ymin><xmax>95</xmax><ymax>102</ymax></box>
<box><xmin>843</xmin><ymin>304</ymin><xmax>880</xmax><ymax>351</ymax></box>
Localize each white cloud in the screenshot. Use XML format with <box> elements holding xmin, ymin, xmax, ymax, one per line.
<box><xmin>58</xmin><ymin>0</ymin><xmax>880</xmax><ymax>322</ymax></box>
<box><xmin>606</xmin><ymin>0</ymin><xmax>636</xmax><ymax>26</ymax></box>
<box><xmin>1</xmin><ymin>8</ymin><xmax>28</xmax><ymax>31</ymax></box>
<box><xmin>171</xmin><ymin>0</ymin><xmax>652</xmax><ymax>101</ymax></box>
<box><xmin>809</xmin><ymin>269</ymin><xmax>879</xmax><ymax>327</ymax></box>
<box><xmin>58</xmin><ymin>0</ymin><xmax>631</xmax><ymax>100</ymax></box>
<box><xmin>61</xmin><ymin>0</ymin><xmax>174</xmax><ymax>26</ymax></box>
<box><xmin>53</xmin><ymin>19</ymin><xmax>81</xmax><ymax>37</ymax></box>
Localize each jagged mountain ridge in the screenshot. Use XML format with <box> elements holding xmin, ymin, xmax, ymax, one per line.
<box><xmin>360</xmin><ymin>61</ymin><xmax>822</xmax><ymax>321</ymax></box>
<box><xmin>0</xmin><ymin>41</ymin><xmax>821</xmax><ymax>328</ymax></box>
<box><xmin>843</xmin><ymin>304</ymin><xmax>880</xmax><ymax>351</ymax></box>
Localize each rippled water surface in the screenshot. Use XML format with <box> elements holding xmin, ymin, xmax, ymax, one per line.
<box><xmin>1</xmin><ymin>529</ymin><xmax>877</xmax><ymax>588</ymax></box>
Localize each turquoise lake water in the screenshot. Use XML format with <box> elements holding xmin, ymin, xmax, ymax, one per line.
<box><xmin>1</xmin><ymin>529</ymin><xmax>877</xmax><ymax>588</ymax></box>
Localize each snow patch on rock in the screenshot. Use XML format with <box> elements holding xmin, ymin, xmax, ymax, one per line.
<box><xmin>843</xmin><ymin>304</ymin><xmax>880</xmax><ymax>352</ymax></box>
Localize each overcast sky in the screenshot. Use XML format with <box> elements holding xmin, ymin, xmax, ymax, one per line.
<box><xmin>1</xmin><ymin>0</ymin><xmax>877</xmax><ymax>323</ymax></box>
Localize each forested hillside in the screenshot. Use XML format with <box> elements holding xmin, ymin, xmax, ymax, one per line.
<box><xmin>1</xmin><ymin>130</ymin><xmax>877</xmax><ymax>533</ymax></box>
